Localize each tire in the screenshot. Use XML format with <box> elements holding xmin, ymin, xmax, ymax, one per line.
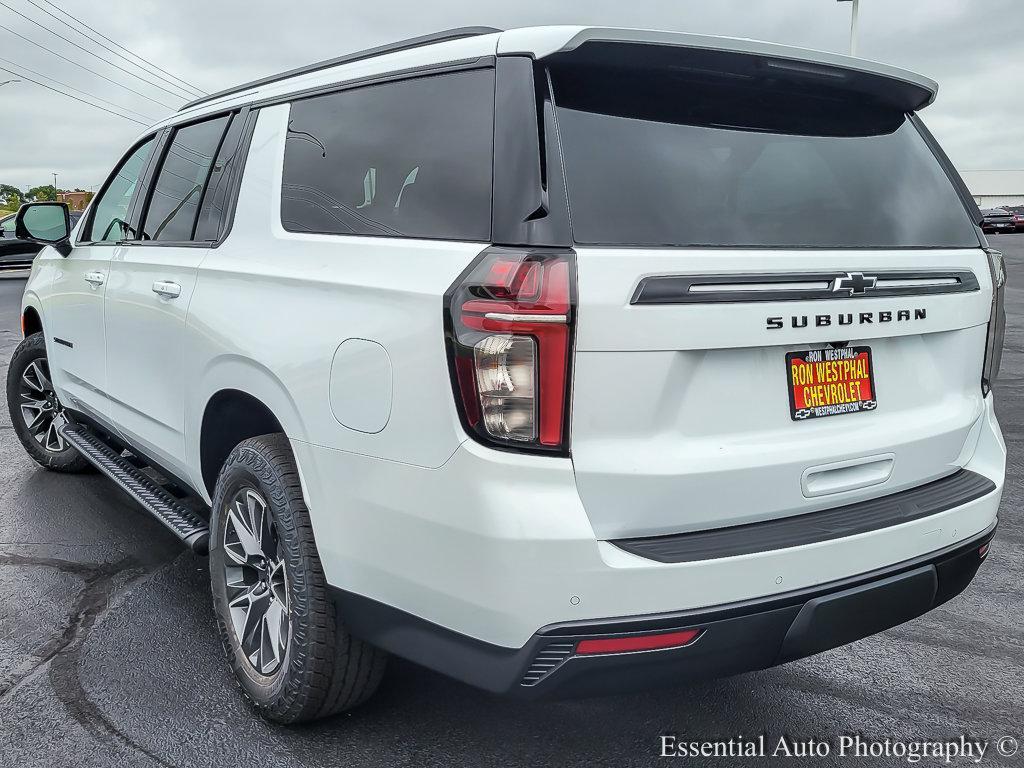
<box><xmin>209</xmin><ymin>433</ymin><xmax>386</xmax><ymax>723</ymax></box>
<box><xmin>6</xmin><ymin>332</ymin><xmax>90</xmax><ymax>472</ymax></box>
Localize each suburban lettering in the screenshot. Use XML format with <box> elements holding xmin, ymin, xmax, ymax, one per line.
<box><xmin>766</xmin><ymin>308</ymin><xmax>927</xmax><ymax>330</ymax></box>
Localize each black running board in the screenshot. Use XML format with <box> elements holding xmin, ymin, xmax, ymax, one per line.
<box><xmin>59</xmin><ymin>422</ymin><xmax>210</xmax><ymax>554</ymax></box>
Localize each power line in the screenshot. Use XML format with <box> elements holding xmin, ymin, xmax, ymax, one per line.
<box><xmin>0</xmin><ymin>53</ymin><xmax>155</xmax><ymax>121</ymax></box>
<box><xmin>0</xmin><ymin>21</ymin><xmax>176</xmax><ymax>109</ymax></box>
<box><xmin>19</xmin><ymin>0</ymin><xmax>205</xmax><ymax>98</ymax></box>
<box><xmin>38</xmin><ymin>0</ymin><xmax>205</xmax><ymax>96</ymax></box>
<box><xmin>0</xmin><ymin>63</ymin><xmax>149</xmax><ymax>125</ymax></box>
<box><xmin>0</xmin><ymin>0</ymin><xmax>191</xmax><ymax>102</ymax></box>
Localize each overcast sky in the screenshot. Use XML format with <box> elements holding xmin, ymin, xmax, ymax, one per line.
<box><xmin>0</xmin><ymin>0</ymin><xmax>1020</xmax><ymax>191</ymax></box>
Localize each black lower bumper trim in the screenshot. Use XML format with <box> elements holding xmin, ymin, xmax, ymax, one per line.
<box><xmin>612</xmin><ymin>469</ymin><xmax>995</xmax><ymax>563</ymax></box>
<box><xmin>332</xmin><ymin>523</ymin><xmax>996</xmax><ymax>699</ymax></box>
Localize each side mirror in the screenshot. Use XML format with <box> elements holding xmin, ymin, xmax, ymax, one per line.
<box><xmin>15</xmin><ymin>202</ymin><xmax>72</xmax><ymax>257</ymax></box>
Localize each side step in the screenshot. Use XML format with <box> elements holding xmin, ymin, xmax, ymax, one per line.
<box><xmin>59</xmin><ymin>422</ymin><xmax>210</xmax><ymax>554</ymax></box>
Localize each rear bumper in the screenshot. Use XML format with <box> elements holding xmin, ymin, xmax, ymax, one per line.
<box><xmin>296</xmin><ymin>395</ymin><xmax>1004</xmax><ymax>650</ymax></box>
<box><xmin>333</xmin><ymin>523</ymin><xmax>996</xmax><ymax>698</ymax></box>
<box><xmin>612</xmin><ymin>468</ymin><xmax>994</xmax><ymax>563</ymax></box>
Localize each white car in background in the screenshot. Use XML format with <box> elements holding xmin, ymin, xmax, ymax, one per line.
<box><xmin>6</xmin><ymin>26</ymin><xmax>1005</xmax><ymax>722</ymax></box>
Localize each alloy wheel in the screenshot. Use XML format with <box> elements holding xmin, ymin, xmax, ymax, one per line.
<box><xmin>18</xmin><ymin>358</ymin><xmax>67</xmax><ymax>453</ymax></box>
<box><xmin>223</xmin><ymin>487</ymin><xmax>290</xmax><ymax>675</ymax></box>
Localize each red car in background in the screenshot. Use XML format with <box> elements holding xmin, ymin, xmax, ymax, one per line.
<box><xmin>1014</xmin><ymin>212</ymin><xmax>1024</xmax><ymax>231</ymax></box>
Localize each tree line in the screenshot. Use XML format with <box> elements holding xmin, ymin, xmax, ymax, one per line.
<box><xmin>1</xmin><ymin>183</ymin><xmax>93</xmax><ymax>213</ymax></box>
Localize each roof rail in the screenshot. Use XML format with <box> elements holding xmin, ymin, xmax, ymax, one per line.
<box><xmin>179</xmin><ymin>26</ymin><xmax>502</xmax><ymax>113</ymax></box>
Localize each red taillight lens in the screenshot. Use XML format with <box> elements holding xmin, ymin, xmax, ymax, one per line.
<box><xmin>982</xmin><ymin>248</ymin><xmax>1005</xmax><ymax>396</ymax></box>
<box><xmin>444</xmin><ymin>247</ymin><xmax>575</xmax><ymax>453</ymax></box>
<box><xmin>575</xmin><ymin>629</ymin><xmax>703</xmax><ymax>655</ymax></box>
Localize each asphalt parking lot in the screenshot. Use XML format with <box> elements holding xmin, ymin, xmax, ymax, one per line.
<box><xmin>0</xmin><ymin>238</ymin><xmax>1021</xmax><ymax>768</ymax></box>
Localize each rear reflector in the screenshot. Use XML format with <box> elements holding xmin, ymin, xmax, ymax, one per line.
<box><xmin>575</xmin><ymin>629</ymin><xmax>702</xmax><ymax>655</ymax></box>
<box><xmin>979</xmin><ymin>543</ymin><xmax>990</xmax><ymax>559</ymax></box>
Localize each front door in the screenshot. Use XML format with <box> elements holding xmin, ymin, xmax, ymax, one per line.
<box><xmin>46</xmin><ymin>137</ymin><xmax>156</xmax><ymax>422</ymax></box>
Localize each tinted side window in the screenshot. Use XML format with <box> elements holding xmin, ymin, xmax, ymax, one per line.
<box><xmin>282</xmin><ymin>69</ymin><xmax>494</xmax><ymax>241</ymax></box>
<box><xmin>86</xmin><ymin>137</ymin><xmax>155</xmax><ymax>242</ymax></box>
<box><xmin>194</xmin><ymin>113</ymin><xmax>246</xmax><ymax>242</ymax></box>
<box><xmin>142</xmin><ymin>115</ymin><xmax>230</xmax><ymax>242</ymax></box>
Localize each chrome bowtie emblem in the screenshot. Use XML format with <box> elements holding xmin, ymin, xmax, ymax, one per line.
<box><xmin>832</xmin><ymin>272</ymin><xmax>877</xmax><ymax>295</ymax></box>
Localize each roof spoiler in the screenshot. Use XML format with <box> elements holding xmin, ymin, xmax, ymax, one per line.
<box><xmin>502</xmin><ymin>27</ymin><xmax>937</xmax><ymax>112</ymax></box>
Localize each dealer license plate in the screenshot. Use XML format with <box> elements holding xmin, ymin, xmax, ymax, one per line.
<box><xmin>786</xmin><ymin>347</ymin><xmax>876</xmax><ymax>421</ymax></box>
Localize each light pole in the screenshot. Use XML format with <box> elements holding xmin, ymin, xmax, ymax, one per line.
<box><xmin>0</xmin><ymin>79</ymin><xmax>21</xmax><ymax>87</ymax></box>
<box><xmin>837</xmin><ymin>0</ymin><xmax>860</xmax><ymax>56</ymax></box>
<box><xmin>52</xmin><ymin>172</ymin><xmax>58</xmax><ymax>197</ymax></box>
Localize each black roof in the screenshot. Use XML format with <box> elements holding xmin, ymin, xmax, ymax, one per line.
<box><xmin>179</xmin><ymin>26</ymin><xmax>501</xmax><ymax>113</ymax></box>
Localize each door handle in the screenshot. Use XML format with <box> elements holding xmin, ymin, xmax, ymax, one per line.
<box><xmin>83</xmin><ymin>271</ymin><xmax>105</xmax><ymax>287</ymax></box>
<box><xmin>801</xmin><ymin>453</ymin><xmax>895</xmax><ymax>498</ymax></box>
<box><xmin>152</xmin><ymin>280</ymin><xmax>181</xmax><ymax>299</ymax></box>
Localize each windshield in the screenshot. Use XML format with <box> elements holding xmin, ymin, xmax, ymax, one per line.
<box><xmin>551</xmin><ymin>64</ymin><xmax>979</xmax><ymax>249</ymax></box>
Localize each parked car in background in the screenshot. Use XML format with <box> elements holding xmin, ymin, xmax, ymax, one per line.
<box><xmin>0</xmin><ymin>210</ymin><xmax>82</xmax><ymax>269</ymax></box>
<box><xmin>981</xmin><ymin>208</ymin><xmax>1015</xmax><ymax>234</ymax></box>
<box><xmin>1013</xmin><ymin>211</ymin><xmax>1024</xmax><ymax>232</ymax></box>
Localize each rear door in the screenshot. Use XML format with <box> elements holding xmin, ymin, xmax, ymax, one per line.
<box><xmin>546</xmin><ymin>51</ymin><xmax>992</xmax><ymax>540</ymax></box>
<box><xmin>104</xmin><ymin>112</ymin><xmax>239</xmax><ymax>477</ymax></box>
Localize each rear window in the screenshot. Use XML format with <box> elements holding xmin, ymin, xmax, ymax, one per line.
<box><xmin>550</xmin><ymin>63</ymin><xmax>979</xmax><ymax>249</ymax></box>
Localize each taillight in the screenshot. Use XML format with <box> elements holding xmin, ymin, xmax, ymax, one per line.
<box><xmin>982</xmin><ymin>248</ymin><xmax>1005</xmax><ymax>396</ymax></box>
<box><xmin>444</xmin><ymin>247</ymin><xmax>575</xmax><ymax>453</ymax></box>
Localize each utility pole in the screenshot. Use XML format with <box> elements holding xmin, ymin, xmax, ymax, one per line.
<box><xmin>837</xmin><ymin>0</ymin><xmax>860</xmax><ymax>56</ymax></box>
<box><xmin>52</xmin><ymin>172</ymin><xmax>58</xmax><ymax>198</ymax></box>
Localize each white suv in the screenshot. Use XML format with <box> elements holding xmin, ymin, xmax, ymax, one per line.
<box><xmin>6</xmin><ymin>26</ymin><xmax>1006</xmax><ymax>722</ymax></box>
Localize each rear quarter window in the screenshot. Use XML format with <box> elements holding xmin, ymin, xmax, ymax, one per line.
<box><xmin>281</xmin><ymin>69</ymin><xmax>494</xmax><ymax>241</ymax></box>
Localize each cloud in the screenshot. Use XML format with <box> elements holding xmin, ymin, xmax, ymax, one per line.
<box><xmin>0</xmin><ymin>0</ymin><xmax>1020</xmax><ymax>190</ymax></box>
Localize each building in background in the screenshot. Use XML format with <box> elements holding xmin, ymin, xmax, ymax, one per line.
<box><xmin>57</xmin><ymin>190</ymin><xmax>92</xmax><ymax>211</ymax></box>
<box><xmin>960</xmin><ymin>170</ymin><xmax>1024</xmax><ymax>210</ymax></box>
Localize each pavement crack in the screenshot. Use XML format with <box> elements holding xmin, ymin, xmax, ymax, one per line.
<box><xmin>47</xmin><ymin>564</ymin><xmax>182</xmax><ymax>768</ymax></box>
<box><xmin>0</xmin><ymin>551</ymin><xmax>182</xmax><ymax>768</ymax></box>
<box><xmin>0</xmin><ymin>552</ymin><xmax>131</xmax><ymax>577</ymax></box>
<box><xmin>33</xmin><ymin>557</ymin><xmax>138</xmax><ymax>662</ymax></box>
<box><xmin>0</xmin><ymin>556</ymin><xmax>137</xmax><ymax>701</ymax></box>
